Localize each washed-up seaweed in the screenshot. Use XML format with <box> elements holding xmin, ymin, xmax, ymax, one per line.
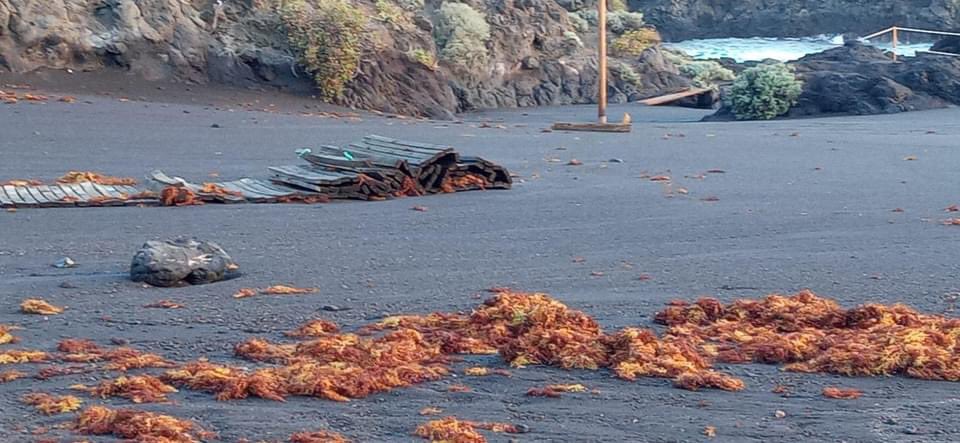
<box><xmin>74</xmin><ymin>406</ymin><xmax>213</xmax><ymax>443</ymax></box>
<box><xmin>72</xmin><ymin>375</ymin><xmax>178</xmax><ymax>403</ymax></box>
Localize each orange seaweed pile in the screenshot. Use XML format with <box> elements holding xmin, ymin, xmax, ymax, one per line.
<box><xmin>20</xmin><ymin>299</ymin><xmax>64</xmax><ymax>315</ymax></box>
<box><xmin>0</xmin><ymin>349</ymin><xmax>47</xmax><ymax>364</ymax></box>
<box><xmin>73</xmin><ymin>375</ymin><xmax>178</xmax><ymax>403</ymax></box>
<box><xmin>56</xmin><ymin>171</ymin><xmax>137</xmax><ymax>186</ymax></box>
<box><xmin>362</xmin><ymin>289</ymin><xmax>744</xmax><ymax>390</ymax></box>
<box><xmin>655</xmin><ymin>290</ymin><xmax>960</xmax><ymax>381</ymax></box>
<box><xmin>161</xmin><ymin>186</ymin><xmax>202</xmax><ymax>206</ymax></box>
<box><xmin>74</xmin><ymin>405</ymin><xmax>211</xmax><ymax>443</ymax></box>
<box><xmin>413</xmin><ymin>417</ymin><xmax>485</xmax><ymax>443</ymax></box>
<box><xmin>290</xmin><ymin>430</ymin><xmax>351</xmax><ymax>443</ymax></box>
<box><xmin>441</xmin><ymin>174</ymin><xmax>489</xmax><ymax>193</ymax></box>
<box><xmin>0</xmin><ymin>324</ymin><xmax>17</xmax><ymax>344</ymax></box>
<box><xmin>822</xmin><ymin>386</ymin><xmax>862</xmax><ymax>399</ymax></box>
<box><xmin>21</xmin><ymin>392</ymin><xmax>83</xmax><ymax>414</ymax></box>
<box><xmin>165</xmin><ymin>328</ymin><xmax>448</xmax><ymax>402</ymax></box>
<box><xmin>1</xmin><ymin>370</ymin><xmax>26</xmax><ymax>383</ymax></box>
<box><xmin>57</xmin><ymin>339</ymin><xmax>175</xmax><ymax>371</ymax></box>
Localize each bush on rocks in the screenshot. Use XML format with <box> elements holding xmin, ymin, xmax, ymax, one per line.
<box><xmin>434</xmin><ymin>3</ymin><xmax>490</xmax><ymax>68</ymax></box>
<box><xmin>727</xmin><ymin>63</ymin><xmax>802</xmax><ymax>120</ymax></box>
<box><xmin>610</xmin><ymin>29</ymin><xmax>661</xmax><ymax>56</ymax></box>
<box><xmin>679</xmin><ymin>60</ymin><xmax>735</xmax><ymax>88</ymax></box>
<box><xmin>281</xmin><ymin>0</ymin><xmax>366</xmax><ymax>101</ymax></box>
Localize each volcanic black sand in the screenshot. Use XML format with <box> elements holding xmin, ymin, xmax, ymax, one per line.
<box><xmin>1</xmin><ymin>74</ymin><xmax>960</xmax><ymax>442</ymax></box>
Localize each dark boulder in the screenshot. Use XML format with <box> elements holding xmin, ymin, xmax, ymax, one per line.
<box><xmin>931</xmin><ymin>35</ymin><xmax>960</xmax><ymax>54</ymax></box>
<box><xmin>707</xmin><ymin>44</ymin><xmax>960</xmax><ymax>120</ymax></box>
<box><xmin>130</xmin><ymin>239</ymin><xmax>237</xmax><ymax>287</ymax></box>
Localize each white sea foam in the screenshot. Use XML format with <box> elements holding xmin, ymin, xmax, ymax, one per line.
<box><xmin>664</xmin><ymin>35</ymin><xmax>934</xmax><ymax>62</ymax></box>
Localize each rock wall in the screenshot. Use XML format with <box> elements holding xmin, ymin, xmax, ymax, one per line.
<box><xmin>632</xmin><ymin>0</ymin><xmax>960</xmax><ymax>40</ymax></box>
<box><xmin>0</xmin><ymin>0</ymin><xmax>690</xmax><ymax>118</ymax></box>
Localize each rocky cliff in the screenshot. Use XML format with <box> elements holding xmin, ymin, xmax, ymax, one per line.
<box><xmin>0</xmin><ymin>0</ymin><xmax>689</xmax><ymax>118</ymax></box>
<box><xmin>632</xmin><ymin>0</ymin><xmax>960</xmax><ymax>40</ymax></box>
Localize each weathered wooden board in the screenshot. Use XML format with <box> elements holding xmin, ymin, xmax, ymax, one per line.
<box><xmin>639</xmin><ymin>87</ymin><xmax>711</xmax><ymax>106</ymax></box>
<box><xmin>551</xmin><ymin>122</ymin><xmax>632</xmax><ymax>133</ymax></box>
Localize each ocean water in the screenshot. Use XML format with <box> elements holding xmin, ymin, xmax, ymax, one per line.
<box><xmin>664</xmin><ymin>35</ymin><xmax>934</xmax><ymax>62</ymax></box>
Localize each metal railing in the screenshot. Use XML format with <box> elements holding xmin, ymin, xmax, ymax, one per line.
<box><xmin>862</xmin><ymin>26</ymin><xmax>960</xmax><ymax>61</ymax></box>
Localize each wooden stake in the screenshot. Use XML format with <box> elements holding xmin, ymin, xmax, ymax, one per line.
<box><xmin>597</xmin><ymin>0</ymin><xmax>608</xmax><ymax>123</ymax></box>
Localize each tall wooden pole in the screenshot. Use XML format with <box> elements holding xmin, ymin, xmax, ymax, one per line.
<box><xmin>597</xmin><ymin>0</ymin><xmax>608</xmax><ymax>123</ymax></box>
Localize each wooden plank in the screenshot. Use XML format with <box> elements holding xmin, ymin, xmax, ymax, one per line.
<box><xmin>25</xmin><ymin>186</ymin><xmax>52</xmax><ymax>206</ymax></box>
<box><xmin>550</xmin><ymin>122</ymin><xmax>632</xmax><ymax>133</ymax></box>
<box><xmin>15</xmin><ymin>187</ymin><xmax>39</xmax><ymax>206</ymax></box>
<box><xmin>46</xmin><ymin>185</ymin><xmax>68</xmax><ymax>201</ymax></box>
<box><xmin>228</xmin><ymin>181</ymin><xmax>274</xmax><ymax>200</ymax></box>
<box><xmin>59</xmin><ymin>184</ymin><xmax>85</xmax><ymax>201</ymax></box>
<box><xmin>364</xmin><ymin>135</ymin><xmax>451</xmax><ymax>152</ymax></box>
<box><xmin>639</xmin><ymin>88</ymin><xmax>711</xmax><ymax>106</ymax></box>
<box><xmin>36</xmin><ymin>185</ymin><xmax>67</xmax><ymax>207</ymax></box>
<box><xmin>3</xmin><ymin>185</ymin><xmax>24</xmax><ymax>205</ymax></box>
<box><xmin>237</xmin><ymin>179</ymin><xmax>296</xmax><ymax>197</ymax></box>
<box><xmin>0</xmin><ymin>186</ymin><xmax>13</xmax><ymax>207</ymax></box>
<box><xmin>65</xmin><ymin>183</ymin><xmax>94</xmax><ymax>205</ymax></box>
<box><xmin>92</xmin><ymin>184</ymin><xmax>126</xmax><ymax>199</ymax></box>
<box><xmin>359</xmin><ymin>138</ymin><xmax>448</xmax><ymax>158</ymax></box>
<box><xmin>219</xmin><ymin>182</ymin><xmax>264</xmax><ymax>202</ymax></box>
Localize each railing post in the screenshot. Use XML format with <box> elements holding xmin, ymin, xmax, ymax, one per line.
<box><xmin>892</xmin><ymin>26</ymin><xmax>898</xmax><ymax>61</ymax></box>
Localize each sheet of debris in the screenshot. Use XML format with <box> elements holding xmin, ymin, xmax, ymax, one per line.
<box><xmin>0</xmin><ymin>136</ymin><xmax>511</xmax><ymax>208</ymax></box>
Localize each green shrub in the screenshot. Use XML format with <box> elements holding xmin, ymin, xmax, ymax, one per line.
<box><xmin>567</xmin><ymin>11</ymin><xmax>589</xmax><ymax>33</ymax></box>
<box><xmin>281</xmin><ymin>0</ymin><xmax>366</xmax><ymax>101</ymax></box>
<box><xmin>609</xmin><ymin>0</ymin><xmax>628</xmax><ymax>12</ymax></box>
<box><xmin>606</xmin><ymin>10</ymin><xmax>645</xmax><ymax>34</ymax></box>
<box><xmin>615</xmin><ymin>62</ymin><xmax>642</xmax><ymax>88</ymax></box>
<box><xmin>610</xmin><ymin>28</ymin><xmax>661</xmax><ymax>56</ymax></box>
<box><xmin>679</xmin><ymin>60</ymin><xmax>735</xmax><ymax>87</ymax></box>
<box><xmin>408</xmin><ymin>48</ymin><xmax>437</xmax><ymax>69</ymax></box>
<box><xmin>434</xmin><ymin>2</ymin><xmax>490</xmax><ymax>67</ymax></box>
<box><xmin>396</xmin><ymin>0</ymin><xmax>424</xmax><ymax>11</ymax></box>
<box><xmin>727</xmin><ymin>63</ymin><xmax>803</xmax><ymax>120</ymax></box>
<box><xmin>577</xmin><ymin>9</ymin><xmax>644</xmax><ymax>34</ymax></box>
<box><xmin>375</xmin><ymin>0</ymin><xmax>405</xmax><ymax>25</ymax></box>
<box><xmin>563</xmin><ymin>30</ymin><xmax>583</xmax><ymax>48</ymax></box>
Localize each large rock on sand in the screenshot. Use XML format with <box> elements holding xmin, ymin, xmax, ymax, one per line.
<box><xmin>130</xmin><ymin>239</ymin><xmax>236</xmax><ymax>287</ymax></box>
<box><xmin>707</xmin><ymin>42</ymin><xmax>960</xmax><ymax>120</ymax></box>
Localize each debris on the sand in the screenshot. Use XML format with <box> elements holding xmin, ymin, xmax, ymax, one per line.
<box><xmin>72</xmin><ymin>375</ymin><xmax>178</xmax><ymax>403</ymax></box>
<box><xmin>822</xmin><ymin>387</ymin><xmax>862</xmax><ymax>399</ymax></box>
<box><xmin>285</xmin><ymin>319</ymin><xmax>340</xmax><ymax>338</ymax></box>
<box><xmin>0</xmin><ymin>349</ymin><xmax>48</xmax><ymax>364</ymax></box>
<box><xmin>56</xmin><ymin>171</ymin><xmax>138</xmax><ymax>186</ymax></box>
<box><xmin>419</xmin><ymin>407</ymin><xmax>443</xmax><ymax>416</ymax></box>
<box><xmin>290</xmin><ymin>430</ymin><xmax>351</xmax><ymax>443</ymax></box>
<box><xmin>233</xmin><ymin>288</ymin><xmax>257</xmax><ymax>299</ymax></box>
<box><xmin>0</xmin><ymin>370</ymin><xmax>26</xmax><ymax>383</ymax></box>
<box><xmin>464</xmin><ymin>367</ymin><xmax>511</xmax><ymax>377</ymax></box>
<box><xmin>263</xmin><ymin>285</ymin><xmax>317</xmax><ymax>295</ymax></box>
<box><xmin>447</xmin><ymin>384</ymin><xmax>472</xmax><ymax>393</ymax></box>
<box><xmin>411</xmin><ymin>205</ymin><xmax>429</xmax><ymax>212</ymax></box>
<box><xmin>526</xmin><ymin>383</ymin><xmax>587</xmax><ymax>398</ymax></box>
<box><xmin>774</xmin><ymin>410</ymin><xmax>787</xmax><ymax>418</ymax></box>
<box><xmin>414</xmin><ymin>417</ymin><xmax>485</xmax><ymax>442</ymax></box>
<box><xmin>0</xmin><ymin>324</ymin><xmax>17</xmax><ymax>344</ymax></box>
<box><xmin>160</xmin><ymin>186</ymin><xmax>203</xmax><ymax>206</ymax></box>
<box><xmin>144</xmin><ymin>300</ymin><xmax>185</xmax><ymax>309</ymax></box>
<box><xmin>56</xmin><ymin>339</ymin><xmax>175</xmax><ymax>371</ymax></box>
<box><xmin>74</xmin><ymin>406</ymin><xmax>212</xmax><ymax>443</ymax></box>
<box><xmin>234</xmin><ymin>285</ymin><xmax>317</xmax><ymax>298</ymax></box>
<box><xmin>53</xmin><ymin>257</ymin><xmax>77</xmax><ymax>268</ymax></box>
<box><xmin>21</xmin><ymin>393</ymin><xmax>83</xmax><ymax>414</ymax></box>
<box><xmin>414</xmin><ymin>417</ymin><xmax>522</xmax><ymax>442</ymax></box>
<box><xmin>655</xmin><ymin>290</ymin><xmax>960</xmax><ymax>382</ymax></box>
<box><xmin>943</xmin><ymin>218</ymin><xmax>960</xmax><ymax>226</ymax></box>
<box><xmin>130</xmin><ymin>239</ymin><xmax>236</xmax><ymax>287</ymax></box>
<box><xmin>20</xmin><ymin>299</ymin><xmax>64</xmax><ymax>315</ymax></box>
<box><xmin>771</xmin><ymin>384</ymin><xmax>790</xmax><ymax>395</ymax></box>
<box><xmin>704</xmin><ymin>425</ymin><xmax>717</xmax><ymax>438</ymax></box>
